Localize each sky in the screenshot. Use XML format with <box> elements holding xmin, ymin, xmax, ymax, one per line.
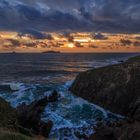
<box><xmin>0</xmin><ymin>0</ymin><xmax>140</xmax><ymax>52</ymax></box>
<box><xmin>0</xmin><ymin>0</ymin><xmax>140</xmax><ymax>33</ymax></box>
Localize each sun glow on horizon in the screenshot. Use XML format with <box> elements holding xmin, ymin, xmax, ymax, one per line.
<box><xmin>67</xmin><ymin>43</ymin><xmax>74</xmax><ymax>48</ymax></box>
<box><xmin>0</xmin><ymin>31</ymin><xmax>140</xmax><ymax>52</ymax></box>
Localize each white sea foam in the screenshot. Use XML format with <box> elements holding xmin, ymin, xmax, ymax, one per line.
<box><xmin>42</xmin><ymin>109</ymin><xmax>95</xmax><ymax>139</ymax></box>
<box><xmin>10</xmin><ymin>83</ymin><xmax>23</xmax><ymax>91</ymax></box>
<box><xmin>107</xmin><ymin>111</ymin><xmax>125</xmax><ymax>119</ymax></box>
<box><xmin>70</xmin><ymin>96</ymin><xmax>108</xmax><ymax>119</ymax></box>
<box><xmin>0</xmin><ymin>80</ymin><xmax>124</xmax><ymax>139</ymax></box>
<box><xmin>1</xmin><ymin>82</ymin><xmax>23</xmax><ymax>91</ymax></box>
<box><xmin>63</xmin><ymin>80</ymin><xmax>73</xmax><ymax>89</ymax></box>
<box><xmin>42</xmin><ymin>111</ymin><xmax>73</xmax><ymax>130</ymax></box>
<box><xmin>0</xmin><ymin>83</ymin><xmax>36</xmax><ymax>107</ymax></box>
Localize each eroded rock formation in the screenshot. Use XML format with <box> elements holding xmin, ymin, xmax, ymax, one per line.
<box><xmin>70</xmin><ymin>55</ymin><xmax>140</xmax><ymax>140</ymax></box>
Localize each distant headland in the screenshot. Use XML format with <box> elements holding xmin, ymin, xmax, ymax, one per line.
<box><xmin>42</xmin><ymin>51</ymin><xmax>61</xmax><ymax>54</ymax></box>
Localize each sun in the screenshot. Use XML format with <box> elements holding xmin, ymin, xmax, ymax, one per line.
<box><xmin>68</xmin><ymin>43</ymin><xmax>74</xmax><ymax>48</ymax></box>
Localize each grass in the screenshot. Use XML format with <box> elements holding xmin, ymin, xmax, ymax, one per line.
<box><xmin>0</xmin><ymin>97</ymin><xmax>18</xmax><ymax>130</ymax></box>
<box><xmin>0</xmin><ymin>128</ymin><xmax>33</xmax><ymax>140</ymax></box>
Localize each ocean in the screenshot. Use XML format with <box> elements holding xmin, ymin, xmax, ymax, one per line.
<box><xmin>0</xmin><ymin>53</ymin><xmax>139</xmax><ymax>139</ymax></box>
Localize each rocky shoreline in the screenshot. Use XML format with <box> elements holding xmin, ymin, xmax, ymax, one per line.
<box><xmin>0</xmin><ymin>55</ymin><xmax>140</xmax><ymax>140</ymax></box>
<box><xmin>0</xmin><ymin>90</ymin><xmax>59</xmax><ymax>139</ymax></box>
<box><xmin>70</xmin><ymin>55</ymin><xmax>140</xmax><ymax>140</ymax></box>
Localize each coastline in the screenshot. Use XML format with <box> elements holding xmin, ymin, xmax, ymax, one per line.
<box><xmin>70</xmin><ymin>55</ymin><xmax>140</xmax><ymax>140</ymax></box>
<box><xmin>0</xmin><ymin>54</ymin><xmax>139</xmax><ymax>139</ymax></box>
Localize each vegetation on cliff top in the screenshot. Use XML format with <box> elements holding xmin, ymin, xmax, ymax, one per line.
<box><xmin>0</xmin><ymin>97</ymin><xmax>33</xmax><ymax>140</ymax></box>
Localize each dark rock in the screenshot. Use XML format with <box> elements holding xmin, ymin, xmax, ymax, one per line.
<box><xmin>0</xmin><ymin>89</ymin><xmax>59</xmax><ymax>138</ymax></box>
<box><xmin>16</xmin><ymin>90</ymin><xmax>59</xmax><ymax>137</ymax></box>
<box><xmin>74</xmin><ymin>131</ymin><xmax>88</xmax><ymax>139</ymax></box>
<box><xmin>39</xmin><ymin>120</ymin><xmax>53</xmax><ymax>138</ymax></box>
<box><xmin>17</xmin><ymin>95</ymin><xmax>54</xmax><ymax>137</ymax></box>
<box><xmin>0</xmin><ymin>97</ymin><xmax>18</xmax><ymax>130</ymax></box>
<box><xmin>89</xmin><ymin>122</ymin><xmax>117</xmax><ymax>140</ymax></box>
<box><xmin>70</xmin><ymin>55</ymin><xmax>140</xmax><ymax>119</ymax></box>
<box><xmin>93</xmin><ymin>121</ymin><xmax>140</xmax><ymax>140</ymax></box>
<box><xmin>70</xmin><ymin>55</ymin><xmax>140</xmax><ymax>140</ymax></box>
<box><xmin>106</xmin><ymin>120</ymin><xmax>117</xmax><ymax>127</ymax></box>
<box><xmin>0</xmin><ymin>97</ymin><xmax>33</xmax><ymax>138</ymax></box>
<box><xmin>17</xmin><ymin>97</ymin><xmax>48</xmax><ymax>133</ymax></box>
<box><xmin>48</xmin><ymin>90</ymin><xmax>59</xmax><ymax>102</ymax></box>
<box><xmin>118</xmin><ymin>60</ymin><xmax>124</xmax><ymax>63</ymax></box>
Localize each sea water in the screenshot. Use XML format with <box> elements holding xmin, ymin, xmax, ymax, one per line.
<box><xmin>0</xmin><ymin>53</ymin><xmax>138</xmax><ymax>139</ymax></box>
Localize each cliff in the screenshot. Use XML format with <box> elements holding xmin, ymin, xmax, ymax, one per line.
<box><xmin>0</xmin><ymin>97</ymin><xmax>33</xmax><ymax>140</ymax></box>
<box><xmin>70</xmin><ymin>55</ymin><xmax>140</xmax><ymax>140</ymax></box>
<box><xmin>0</xmin><ymin>90</ymin><xmax>59</xmax><ymax>140</ymax></box>
<box><xmin>70</xmin><ymin>55</ymin><xmax>140</xmax><ymax>120</ymax></box>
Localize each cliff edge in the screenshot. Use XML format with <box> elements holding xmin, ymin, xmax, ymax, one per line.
<box><xmin>70</xmin><ymin>55</ymin><xmax>140</xmax><ymax>140</ymax></box>
<box><xmin>70</xmin><ymin>55</ymin><xmax>140</xmax><ymax>120</ymax></box>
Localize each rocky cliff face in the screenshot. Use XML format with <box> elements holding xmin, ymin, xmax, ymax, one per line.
<box><xmin>0</xmin><ymin>97</ymin><xmax>33</xmax><ymax>140</ymax></box>
<box><xmin>0</xmin><ymin>97</ymin><xmax>18</xmax><ymax>130</ymax></box>
<box><xmin>70</xmin><ymin>55</ymin><xmax>140</xmax><ymax>140</ymax></box>
<box><xmin>0</xmin><ymin>90</ymin><xmax>59</xmax><ymax>139</ymax></box>
<box><xmin>70</xmin><ymin>56</ymin><xmax>140</xmax><ymax>120</ymax></box>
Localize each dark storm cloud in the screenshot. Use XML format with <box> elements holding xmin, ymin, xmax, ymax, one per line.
<box><xmin>19</xmin><ymin>28</ymin><xmax>47</xmax><ymax>39</ymax></box>
<box><xmin>0</xmin><ymin>0</ymin><xmax>140</xmax><ymax>32</ymax></box>
<box><xmin>93</xmin><ymin>33</ymin><xmax>108</xmax><ymax>40</ymax></box>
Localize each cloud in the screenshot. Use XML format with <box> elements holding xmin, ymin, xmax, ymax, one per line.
<box><xmin>0</xmin><ymin>39</ymin><xmax>20</xmax><ymax>49</ymax></box>
<box><xmin>0</xmin><ymin>0</ymin><xmax>140</xmax><ymax>33</ymax></box>
<box><xmin>18</xmin><ymin>28</ymin><xmax>47</xmax><ymax>39</ymax></box>
<box><xmin>89</xmin><ymin>45</ymin><xmax>99</xmax><ymax>48</ymax></box>
<box><xmin>93</xmin><ymin>33</ymin><xmax>108</xmax><ymax>40</ymax></box>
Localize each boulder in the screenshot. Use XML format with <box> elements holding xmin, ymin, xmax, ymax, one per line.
<box><xmin>48</xmin><ymin>90</ymin><xmax>59</xmax><ymax>102</ymax></box>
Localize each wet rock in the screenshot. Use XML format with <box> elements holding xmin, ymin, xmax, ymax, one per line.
<box><xmin>89</xmin><ymin>123</ymin><xmax>117</xmax><ymax>140</ymax></box>
<box><xmin>74</xmin><ymin>131</ymin><xmax>88</xmax><ymax>139</ymax></box>
<box><xmin>48</xmin><ymin>90</ymin><xmax>60</xmax><ymax>102</ymax></box>
<box><xmin>118</xmin><ymin>60</ymin><xmax>124</xmax><ymax>63</ymax></box>
<box><xmin>17</xmin><ymin>91</ymin><xmax>59</xmax><ymax>137</ymax></box>
<box><xmin>39</xmin><ymin>120</ymin><xmax>53</xmax><ymax>138</ymax></box>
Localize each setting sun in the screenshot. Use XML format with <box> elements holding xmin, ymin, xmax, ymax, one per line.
<box><xmin>68</xmin><ymin>43</ymin><xmax>74</xmax><ymax>48</ymax></box>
